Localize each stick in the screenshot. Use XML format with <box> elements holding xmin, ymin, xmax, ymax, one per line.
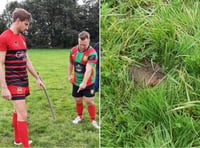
<box><xmin>37</xmin><ymin>72</ymin><xmax>56</xmax><ymax>120</ymax></box>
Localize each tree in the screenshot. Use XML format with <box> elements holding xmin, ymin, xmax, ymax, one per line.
<box><xmin>0</xmin><ymin>0</ymin><xmax>99</xmax><ymax>48</ymax></box>
<box><xmin>77</xmin><ymin>0</ymin><xmax>99</xmax><ymax>46</ymax></box>
<box><xmin>0</xmin><ymin>16</ymin><xmax>6</xmax><ymax>33</ymax></box>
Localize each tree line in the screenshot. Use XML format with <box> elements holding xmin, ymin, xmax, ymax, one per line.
<box><xmin>0</xmin><ymin>0</ymin><xmax>99</xmax><ymax>48</ymax></box>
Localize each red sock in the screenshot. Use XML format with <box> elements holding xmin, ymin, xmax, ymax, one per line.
<box><xmin>12</xmin><ymin>113</ymin><xmax>21</xmax><ymax>143</ymax></box>
<box><xmin>17</xmin><ymin>121</ymin><xmax>30</xmax><ymax>148</ymax></box>
<box><xmin>88</xmin><ymin>105</ymin><xmax>96</xmax><ymax>121</ymax></box>
<box><xmin>76</xmin><ymin>103</ymin><xmax>83</xmax><ymax>119</ymax></box>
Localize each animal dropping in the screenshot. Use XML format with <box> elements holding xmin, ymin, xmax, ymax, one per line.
<box><xmin>129</xmin><ymin>63</ymin><xmax>165</xmax><ymax>87</ymax></box>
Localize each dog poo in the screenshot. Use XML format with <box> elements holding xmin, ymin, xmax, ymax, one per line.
<box><xmin>129</xmin><ymin>62</ymin><xmax>165</xmax><ymax>87</ymax></box>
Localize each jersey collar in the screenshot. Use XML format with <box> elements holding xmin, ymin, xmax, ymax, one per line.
<box><xmin>78</xmin><ymin>45</ymin><xmax>91</xmax><ymax>52</ymax></box>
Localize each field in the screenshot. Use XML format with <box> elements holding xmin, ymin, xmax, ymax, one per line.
<box><xmin>101</xmin><ymin>0</ymin><xmax>200</xmax><ymax>147</ymax></box>
<box><xmin>0</xmin><ymin>49</ymin><xmax>99</xmax><ymax>147</ymax></box>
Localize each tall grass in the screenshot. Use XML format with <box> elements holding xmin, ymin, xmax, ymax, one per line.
<box><xmin>0</xmin><ymin>49</ymin><xmax>99</xmax><ymax>147</ymax></box>
<box><xmin>101</xmin><ymin>0</ymin><xmax>200</xmax><ymax>147</ymax></box>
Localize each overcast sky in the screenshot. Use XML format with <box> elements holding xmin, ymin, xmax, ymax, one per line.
<box><xmin>0</xmin><ymin>0</ymin><xmax>23</xmax><ymax>14</ymax></box>
<box><xmin>0</xmin><ymin>0</ymin><xmax>84</xmax><ymax>14</ymax></box>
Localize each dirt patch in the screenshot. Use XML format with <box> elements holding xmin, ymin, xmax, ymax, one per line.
<box><xmin>129</xmin><ymin>62</ymin><xmax>166</xmax><ymax>87</ymax></box>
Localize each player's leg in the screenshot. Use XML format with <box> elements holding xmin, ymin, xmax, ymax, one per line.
<box><xmin>94</xmin><ymin>66</ymin><xmax>99</xmax><ymax>92</ymax></box>
<box><xmin>72</xmin><ymin>97</ymin><xmax>84</xmax><ymax>124</ymax></box>
<box><xmin>85</xmin><ymin>97</ymin><xmax>95</xmax><ymax>120</ymax></box>
<box><xmin>85</xmin><ymin>97</ymin><xmax>99</xmax><ymax>129</ymax></box>
<box><xmin>12</xmin><ymin>111</ymin><xmax>20</xmax><ymax>143</ymax></box>
<box><xmin>83</xmin><ymin>84</ymin><xmax>99</xmax><ymax>129</ymax></box>
<box><xmin>12</xmin><ymin>111</ymin><xmax>32</xmax><ymax>146</ymax></box>
<box><xmin>72</xmin><ymin>84</ymin><xmax>84</xmax><ymax>124</ymax></box>
<box><xmin>9</xmin><ymin>85</ymin><xmax>31</xmax><ymax>147</ymax></box>
<box><xmin>13</xmin><ymin>100</ymin><xmax>30</xmax><ymax>148</ymax></box>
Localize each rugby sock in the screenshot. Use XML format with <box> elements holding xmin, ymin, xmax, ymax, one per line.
<box><xmin>12</xmin><ymin>113</ymin><xmax>21</xmax><ymax>143</ymax></box>
<box><xmin>76</xmin><ymin>103</ymin><xmax>83</xmax><ymax>119</ymax></box>
<box><xmin>88</xmin><ymin>105</ymin><xmax>96</xmax><ymax>121</ymax></box>
<box><xmin>17</xmin><ymin>121</ymin><xmax>30</xmax><ymax>148</ymax></box>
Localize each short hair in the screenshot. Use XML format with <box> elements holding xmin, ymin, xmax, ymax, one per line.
<box><xmin>78</xmin><ymin>31</ymin><xmax>90</xmax><ymax>40</ymax></box>
<box><xmin>12</xmin><ymin>8</ymin><xmax>31</xmax><ymax>22</ymax></box>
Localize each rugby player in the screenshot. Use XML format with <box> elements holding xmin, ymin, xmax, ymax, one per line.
<box><xmin>0</xmin><ymin>8</ymin><xmax>45</xmax><ymax>147</ymax></box>
<box><xmin>68</xmin><ymin>31</ymin><xmax>99</xmax><ymax>129</ymax></box>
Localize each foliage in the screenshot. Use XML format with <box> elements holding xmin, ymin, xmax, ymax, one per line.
<box><xmin>0</xmin><ymin>0</ymin><xmax>99</xmax><ymax>48</ymax></box>
<box><xmin>101</xmin><ymin>0</ymin><xmax>200</xmax><ymax>147</ymax></box>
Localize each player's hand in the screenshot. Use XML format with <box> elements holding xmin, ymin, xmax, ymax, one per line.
<box><xmin>2</xmin><ymin>88</ymin><xmax>12</xmax><ymax>100</ymax></box>
<box><xmin>77</xmin><ymin>82</ymin><xmax>86</xmax><ymax>93</ymax></box>
<box><xmin>68</xmin><ymin>75</ymin><xmax>73</xmax><ymax>84</ymax></box>
<box><xmin>36</xmin><ymin>79</ymin><xmax>45</xmax><ymax>89</ymax></box>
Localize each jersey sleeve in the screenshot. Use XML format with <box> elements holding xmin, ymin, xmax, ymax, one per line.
<box><xmin>87</xmin><ymin>52</ymin><xmax>97</xmax><ymax>66</ymax></box>
<box><xmin>0</xmin><ymin>36</ymin><xmax>8</xmax><ymax>51</ymax></box>
<box><xmin>69</xmin><ymin>49</ymin><xmax>73</xmax><ymax>64</ymax></box>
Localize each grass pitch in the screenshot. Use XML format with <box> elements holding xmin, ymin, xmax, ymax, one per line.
<box><xmin>0</xmin><ymin>49</ymin><xmax>99</xmax><ymax>147</ymax></box>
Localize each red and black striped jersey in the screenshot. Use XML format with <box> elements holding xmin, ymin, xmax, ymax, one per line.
<box><xmin>0</xmin><ymin>29</ymin><xmax>28</xmax><ymax>87</ymax></box>
<box><xmin>70</xmin><ymin>45</ymin><xmax>97</xmax><ymax>86</ymax></box>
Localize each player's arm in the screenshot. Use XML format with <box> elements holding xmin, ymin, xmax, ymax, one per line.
<box><xmin>68</xmin><ymin>50</ymin><xmax>74</xmax><ymax>83</ymax></box>
<box><xmin>26</xmin><ymin>53</ymin><xmax>45</xmax><ymax>88</ymax></box>
<box><xmin>68</xmin><ymin>62</ymin><xmax>74</xmax><ymax>83</ymax></box>
<box><xmin>81</xmin><ymin>63</ymin><xmax>93</xmax><ymax>85</ymax></box>
<box><xmin>78</xmin><ymin>53</ymin><xmax>97</xmax><ymax>92</ymax></box>
<box><xmin>0</xmin><ymin>51</ymin><xmax>12</xmax><ymax>100</ymax></box>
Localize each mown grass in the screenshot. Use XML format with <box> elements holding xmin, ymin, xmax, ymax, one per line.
<box><xmin>0</xmin><ymin>49</ymin><xmax>99</xmax><ymax>147</ymax></box>
<box><xmin>101</xmin><ymin>0</ymin><xmax>200</xmax><ymax>147</ymax></box>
